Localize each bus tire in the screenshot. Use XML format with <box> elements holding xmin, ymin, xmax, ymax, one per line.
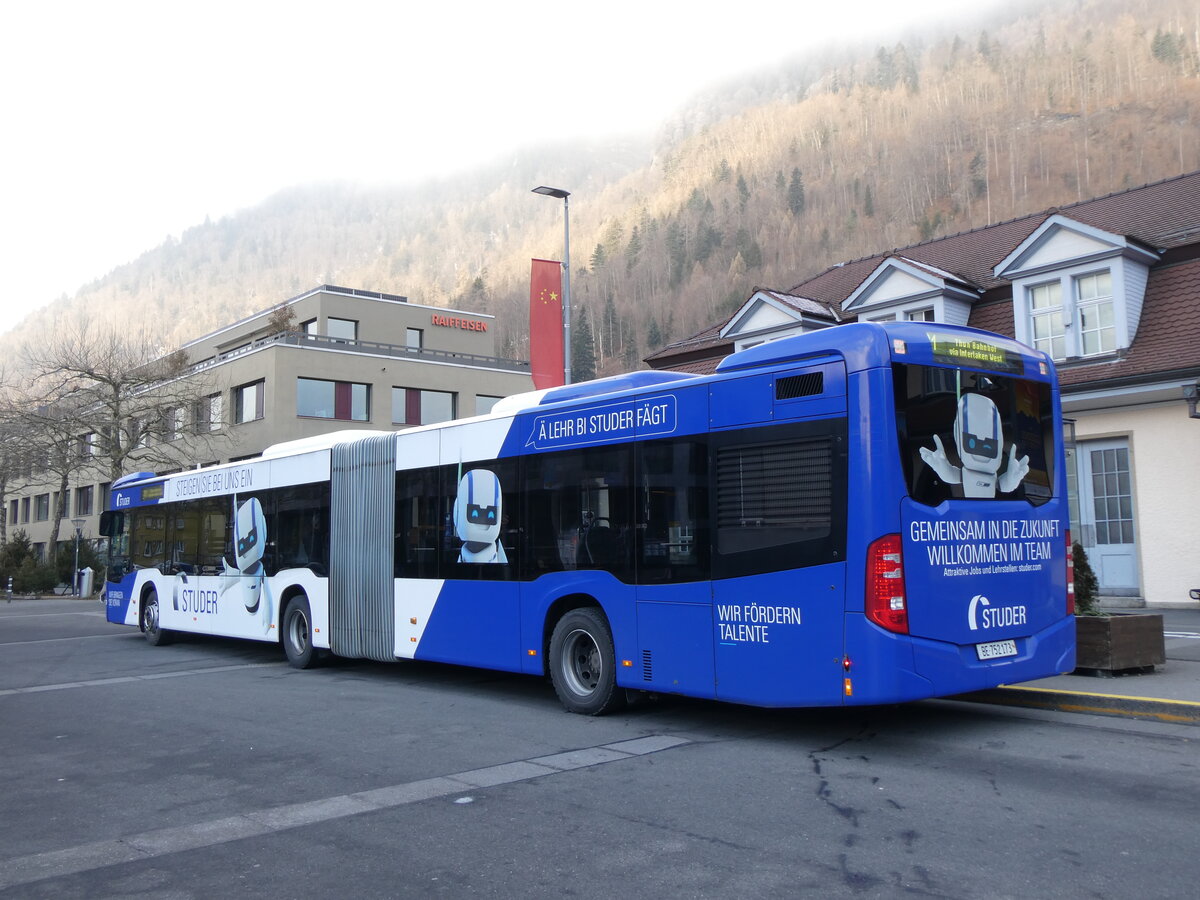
<box><xmin>141</xmin><ymin>589</ymin><xmax>172</xmax><ymax>646</ymax></box>
<box><xmin>549</xmin><ymin>607</ymin><xmax>625</xmax><ymax>716</ymax></box>
<box><xmin>282</xmin><ymin>595</ymin><xmax>318</xmax><ymax>669</ymax></box>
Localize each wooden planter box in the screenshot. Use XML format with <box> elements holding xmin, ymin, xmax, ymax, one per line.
<box><xmin>1075</xmin><ymin>613</ymin><xmax>1166</xmax><ymax>675</ymax></box>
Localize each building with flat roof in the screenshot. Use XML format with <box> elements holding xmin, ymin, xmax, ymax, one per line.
<box><xmin>6</xmin><ymin>284</ymin><xmax>534</xmax><ymax>563</ymax></box>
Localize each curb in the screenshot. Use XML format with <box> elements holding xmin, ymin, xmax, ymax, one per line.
<box><xmin>953</xmin><ymin>685</ymin><xmax>1200</xmax><ymax>726</ymax></box>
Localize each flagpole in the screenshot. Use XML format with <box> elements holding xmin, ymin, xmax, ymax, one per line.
<box><xmin>532</xmin><ymin>186</ymin><xmax>572</xmax><ymax>385</ymax></box>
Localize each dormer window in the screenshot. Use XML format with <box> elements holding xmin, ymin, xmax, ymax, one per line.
<box><xmin>842</xmin><ymin>257</ymin><xmax>978</xmax><ymax>326</ymax></box>
<box><xmin>995</xmin><ymin>214</ymin><xmax>1158</xmax><ymax>361</ymax></box>
<box><xmin>1076</xmin><ymin>271</ymin><xmax>1114</xmax><ymax>355</ymax></box>
<box><xmin>1028</xmin><ymin>281</ymin><xmax>1065</xmax><ymax>359</ymax></box>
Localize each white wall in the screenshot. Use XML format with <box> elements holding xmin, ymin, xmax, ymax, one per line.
<box><xmin>1074</xmin><ymin>402</ymin><xmax>1200</xmax><ymax>607</ymax></box>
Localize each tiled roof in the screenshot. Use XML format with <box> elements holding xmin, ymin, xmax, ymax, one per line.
<box><xmin>754</xmin><ymin>289</ymin><xmax>841</xmax><ymax>320</ymax></box>
<box><xmin>650</xmin><ymin>171</ymin><xmax>1200</xmax><ymax>380</ymax></box>
<box><xmin>647</xmin><ymin>287</ymin><xmax>834</xmax><ymax>364</ymax></box>
<box><xmin>793</xmin><ymin>171</ymin><xmax>1200</xmax><ymax>303</ymax></box>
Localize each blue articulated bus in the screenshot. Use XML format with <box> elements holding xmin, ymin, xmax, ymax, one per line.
<box><xmin>101</xmin><ymin>322</ymin><xmax>1075</xmax><ymax>714</ymax></box>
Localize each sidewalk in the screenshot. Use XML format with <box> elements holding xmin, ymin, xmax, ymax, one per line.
<box><xmin>956</xmin><ymin>607</ymin><xmax>1200</xmax><ymax>725</ymax></box>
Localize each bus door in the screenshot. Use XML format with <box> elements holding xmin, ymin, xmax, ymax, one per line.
<box><xmin>708</xmin><ymin>363</ymin><xmax>849</xmax><ymax>707</ymax></box>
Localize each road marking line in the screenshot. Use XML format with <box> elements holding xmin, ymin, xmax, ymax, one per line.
<box><xmin>0</xmin><ymin>662</ymin><xmax>283</xmax><ymax>697</ymax></box>
<box><xmin>0</xmin><ymin>734</ymin><xmax>691</xmax><ymax>890</ymax></box>
<box><xmin>0</xmin><ymin>633</ymin><xmax>134</xmax><ymax>647</ymax></box>
<box><xmin>999</xmin><ymin>683</ymin><xmax>1200</xmax><ymax>708</ymax></box>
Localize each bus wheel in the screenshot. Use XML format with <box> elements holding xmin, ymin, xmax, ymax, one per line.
<box><xmin>283</xmin><ymin>596</ymin><xmax>318</xmax><ymax>669</ymax></box>
<box><xmin>141</xmin><ymin>590</ymin><xmax>172</xmax><ymax>646</ymax></box>
<box><xmin>549</xmin><ymin>607</ymin><xmax>625</xmax><ymax>716</ymax></box>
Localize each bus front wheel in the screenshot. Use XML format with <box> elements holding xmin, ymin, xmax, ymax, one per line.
<box><xmin>549</xmin><ymin>607</ymin><xmax>625</xmax><ymax>716</ymax></box>
<box><xmin>283</xmin><ymin>596</ymin><xmax>318</xmax><ymax>669</ymax></box>
<box><xmin>141</xmin><ymin>589</ymin><xmax>172</xmax><ymax>646</ymax></box>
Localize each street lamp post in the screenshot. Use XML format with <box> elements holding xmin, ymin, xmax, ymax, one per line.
<box><xmin>531</xmin><ymin>185</ymin><xmax>572</xmax><ymax>385</ymax></box>
<box><xmin>70</xmin><ymin>517</ymin><xmax>85</xmax><ymax>596</ymax></box>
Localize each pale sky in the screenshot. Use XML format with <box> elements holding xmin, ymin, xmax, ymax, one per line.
<box><xmin>0</xmin><ymin>0</ymin><xmax>999</xmax><ymax>336</ymax></box>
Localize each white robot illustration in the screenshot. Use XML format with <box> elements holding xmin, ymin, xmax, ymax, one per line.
<box><xmin>219</xmin><ymin>496</ymin><xmax>272</xmax><ymax>632</ymax></box>
<box><xmin>454</xmin><ymin>469</ymin><xmax>507</xmax><ymax>563</ymax></box>
<box><xmin>920</xmin><ymin>393</ymin><xmax>1030</xmax><ymax>498</ymax></box>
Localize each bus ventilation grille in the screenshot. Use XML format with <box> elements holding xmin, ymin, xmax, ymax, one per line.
<box><xmin>642</xmin><ymin>650</ymin><xmax>654</xmax><ymax>682</ymax></box>
<box><xmin>775</xmin><ymin>372</ymin><xmax>824</xmax><ymax>400</ymax></box>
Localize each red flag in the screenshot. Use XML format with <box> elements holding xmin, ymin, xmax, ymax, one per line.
<box><xmin>530</xmin><ymin>258</ymin><xmax>564</xmax><ymax>389</ymax></box>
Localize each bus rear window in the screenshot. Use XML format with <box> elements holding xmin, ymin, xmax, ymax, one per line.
<box><xmin>893</xmin><ymin>364</ymin><xmax>1054</xmax><ymax>506</ymax></box>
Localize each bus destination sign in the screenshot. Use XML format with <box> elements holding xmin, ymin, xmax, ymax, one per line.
<box><xmin>926</xmin><ymin>333</ymin><xmax>1024</xmax><ymax>374</ymax></box>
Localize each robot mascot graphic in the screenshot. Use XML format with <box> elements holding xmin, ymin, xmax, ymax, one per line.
<box><xmin>920</xmin><ymin>392</ymin><xmax>1030</xmax><ymax>498</ymax></box>
<box><xmin>454</xmin><ymin>469</ymin><xmax>507</xmax><ymax>564</ymax></box>
<box><xmin>219</xmin><ymin>496</ymin><xmax>273</xmax><ymax>634</ymax></box>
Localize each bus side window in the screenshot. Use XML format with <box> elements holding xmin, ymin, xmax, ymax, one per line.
<box><xmin>168</xmin><ymin>503</ymin><xmax>202</xmax><ymax>576</ymax></box>
<box><xmin>198</xmin><ymin>497</ymin><xmax>228</xmax><ymax>576</ymax></box>
<box><xmin>395</xmin><ymin>467</ymin><xmax>440</xmax><ymax>578</ymax></box>
<box><xmin>637</xmin><ymin>439</ymin><xmax>709</xmax><ymax>584</ymax></box>
<box><xmin>131</xmin><ymin>508</ymin><xmax>167</xmax><ymax>572</ymax></box>
<box><xmin>441</xmin><ymin>458</ymin><xmax>521</xmax><ymax>580</ymax></box>
<box><xmin>523</xmin><ymin>447</ymin><xmax>633</xmax><ymax>581</ymax></box>
<box><xmin>272</xmin><ymin>484</ymin><xmax>330</xmax><ymax>576</ymax></box>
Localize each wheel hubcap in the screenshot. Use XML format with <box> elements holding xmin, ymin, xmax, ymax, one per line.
<box><xmin>562</xmin><ymin>629</ymin><xmax>602</xmax><ymax>696</ymax></box>
<box><xmin>145</xmin><ymin>599</ymin><xmax>159</xmax><ymax>634</ymax></box>
<box><xmin>289</xmin><ymin>610</ymin><xmax>308</xmax><ymax>654</ymax></box>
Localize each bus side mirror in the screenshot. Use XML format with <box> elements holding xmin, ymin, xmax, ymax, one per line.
<box><xmin>98</xmin><ymin>511</ymin><xmax>123</xmax><ymax>537</ymax></box>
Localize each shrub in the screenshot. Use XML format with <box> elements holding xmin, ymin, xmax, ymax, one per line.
<box><xmin>1072</xmin><ymin>542</ymin><xmax>1101</xmax><ymax>616</ymax></box>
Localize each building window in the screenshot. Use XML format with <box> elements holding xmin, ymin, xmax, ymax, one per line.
<box><xmin>76</xmin><ymin>432</ymin><xmax>97</xmax><ymax>462</ymax></box>
<box><xmin>35</xmin><ymin>494</ymin><xmax>50</xmax><ymax>522</ymax></box>
<box><xmin>234</xmin><ymin>380</ymin><xmax>265</xmax><ymax>424</ymax></box>
<box><xmin>392</xmin><ymin>387</ymin><xmax>456</xmax><ymax>426</ymax></box>
<box><xmin>476</xmin><ymin>395</ymin><xmax>502</xmax><ymax>416</ymax></box>
<box><xmin>204</xmin><ymin>393</ymin><xmax>223</xmax><ymax>431</ymax></box>
<box><xmin>1028</xmin><ymin>281</ymin><xmax>1065</xmax><ymax>360</ymax></box>
<box><xmin>301</xmin><ymin>318</ymin><xmax>318</xmax><ymax>336</ymax></box>
<box><xmin>297</xmin><ymin>378</ymin><xmax>370</xmax><ymax>421</ymax></box>
<box><xmin>54</xmin><ymin>491</ymin><xmax>69</xmax><ymax>518</ymax></box>
<box><xmin>327</xmin><ymin>318</ymin><xmax>357</xmax><ymax>341</ymax></box>
<box><xmin>33</xmin><ymin>543</ymin><xmax>45</xmax><ymax>562</ymax></box>
<box><xmin>76</xmin><ymin>485</ymin><xmax>94</xmax><ymax>517</ymax></box>
<box><xmin>100</xmin><ymin>483</ymin><xmax>111</xmax><ymax>514</ymax></box>
<box><xmin>905</xmin><ymin>308</ymin><xmax>935</xmax><ymax>322</ymax></box>
<box><xmin>8</xmin><ymin>499</ymin><xmax>17</xmax><ymax>524</ymax></box>
<box><xmin>1076</xmin><ymin>271</ymin><xmax>1115</xmax><ymax>356</ymax></box>
<box><xmin>406</xmin><ymin>328</ymin><xmax>423</xmax><ymax>350</ymax></box>
<box><xmin>169</xmin><ymin>406</ymin><xmax>188</xmax><ymax>441</ymax></box>
<box><xmin>21</xmin><ymin>497</ymin><xmax>30</xmax><ymax>523</ymax></box>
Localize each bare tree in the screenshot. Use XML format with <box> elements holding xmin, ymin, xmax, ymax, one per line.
<box><xmin>21</xmin><ymin>316</ymin><xmax>228</xmax><ymax>487</ymax></box>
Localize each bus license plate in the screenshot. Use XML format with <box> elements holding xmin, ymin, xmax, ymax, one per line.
<box><xmin>976</xmin><ymin>639</ymin><xmax>1017</xmax><ymax>660</ymax></box>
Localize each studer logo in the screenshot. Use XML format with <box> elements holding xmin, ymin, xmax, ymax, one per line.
<box><xmin>969</xmin><ymin>594</ymin><xmax>1028</xmax><ymax>631</ymax></box>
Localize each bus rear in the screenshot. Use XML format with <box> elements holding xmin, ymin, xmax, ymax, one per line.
<box><xmin>844</xmin><ymin>323</ymin><xmax>1074</xmax><ymax>702</ymax></box>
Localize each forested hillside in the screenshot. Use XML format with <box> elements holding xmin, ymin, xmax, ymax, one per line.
<box><xmin>9</xmin><ymin>0</ymin><xmax>1200</xmax><ymax>378</ymax></box>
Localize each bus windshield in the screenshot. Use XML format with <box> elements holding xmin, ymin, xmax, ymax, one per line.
<box><xmin>893</xmin><ymin>363</ymin><xmax>1055</xmax><ymax>506</ymax></box>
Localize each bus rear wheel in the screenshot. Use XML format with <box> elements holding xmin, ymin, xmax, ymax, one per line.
<box><xmin>283</xmin><ymin>595</ymin><xmax>318</xmax><ymax>669</ymax></box>
<box><xmin>549</xmin><ymin>607</ymin><xmax>625</xmax><ymax>716</ymax></box>
<box><xmin>141</xmin><ymin>589</ymin><xmax>172</xmax><ymax>646</ymax></box>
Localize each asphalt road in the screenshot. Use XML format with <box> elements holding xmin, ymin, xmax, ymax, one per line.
<box><xmin>2</xmin><ymin>598</ymin><xmax>1199</xmax><ymax>899</ymax></box>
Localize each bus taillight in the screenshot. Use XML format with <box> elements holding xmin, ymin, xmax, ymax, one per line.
<box><xmin>1066</xmin><ymin>528</ymin><xmax>1075</xmax><ymax>616</ymax></box>
<box><xmin>866</xmin><ymin>534</ymin><xmax>908</xmax><ymax>634</ymax></box>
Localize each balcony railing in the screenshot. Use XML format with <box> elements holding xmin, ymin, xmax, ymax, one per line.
<box><xmin>188</xmin><ymin>330</ymin><xmax>531</xmax><ymax>375</ymax></box>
